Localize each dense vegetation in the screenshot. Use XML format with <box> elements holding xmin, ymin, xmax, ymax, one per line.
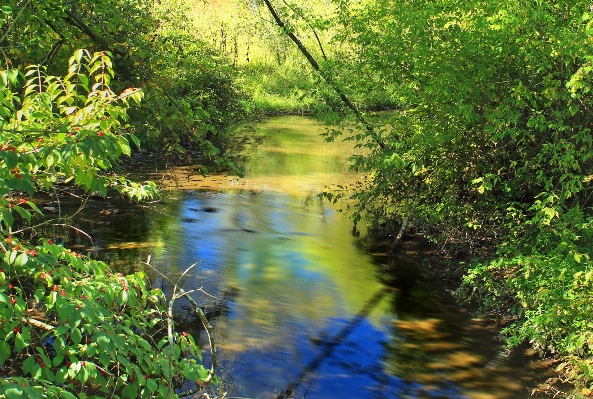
<box><xmin>2</xmin><ymin>0</ymin><xmax>593</xmax><ymax>397</ymax></box>
<box><xmin>325</xmin><ymin>2</ymin><xmax>593</xmax><ymax>397</ymax></box>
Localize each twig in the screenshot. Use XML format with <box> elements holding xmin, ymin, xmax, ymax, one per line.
<box><xmin>167</xmin><ymin>286</ymin><xmax>176</xmax><ymax>399</ymax></box>
<box><xmin>144</xmin><ymin>259</ymin><xmax>218</xmax><ymax>391</ymax></box>
<box><xmin>21</xmin><ymin>317</ymin><xmax>54</xmax><ymax>331</ymax></box>
<box><xmin>51</xmin><ymin>224</ymin><xmax>93</xmax><ymax>244</ymax></box>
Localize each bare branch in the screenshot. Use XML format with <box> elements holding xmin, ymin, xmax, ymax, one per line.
<box><xmin>143</xmin><ymin>258</ymin><xmax>219</xmax><ymax>390</ymax></box>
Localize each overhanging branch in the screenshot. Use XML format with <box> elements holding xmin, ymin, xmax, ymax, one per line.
<box><xmin>261</xmin><ymin>0</ymin><xmax>387</xmax><ymax>150</ymax></box>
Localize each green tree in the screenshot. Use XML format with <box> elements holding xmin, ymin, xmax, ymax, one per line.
<box><xmin>1</xmin><ymin>0</ymin><xmax>250</xmax><ymax>167</ymax></box>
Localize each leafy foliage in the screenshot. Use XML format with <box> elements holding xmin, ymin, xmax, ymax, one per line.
<box><xmin>0</xmin><ymin>52</ymin><xmax>210</xmax><ymax>398</ymax></box>
<box><xmin>1</xmin><ymin>0</ymin><xmax>251</xmax><ymax>169</ymax></box>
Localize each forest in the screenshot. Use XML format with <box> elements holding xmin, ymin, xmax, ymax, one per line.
<box><xmin>1</xmin><ymin>0</ymin><xmax>593</xmax><ymax>397</ymax></box>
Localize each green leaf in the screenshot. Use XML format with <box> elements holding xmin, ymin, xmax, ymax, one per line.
<box><xmin>23</xmin><ymin>354</ymin><xmax>36</xmax><ymax>373</ymax></box>
<box><xmin>122</xmin><ymin>383</ymin><xmax>137</xmax><ymax>398</ymax></box>
<box><xmin>86</xmin><ymin>343</ymin><xmax>97</xmax><ymax>357</ymax></box>
<box><xmin>147</xmin><ymin>378</ymin><xmax>158</xmax><ymax>393</ymax></box>
<box><xmin>99</xmin><ymin>352</ymin><xmax>111</xmax><ymax>368</ymax></box>
<box><xmin>31</xmin><ymin>363</ymin><xmax>42</xmax><ymax>379</ymax></box>
<box><xmin>55</xmin><ymin>366</ymin><xmax>68</xmax><ymax>383</ymax></box>
<box><xmin>78</xmin><ymin>74</ymin><xmax>89</xmax><ymax>88</ymax></box>
<box><xmin>6</xmin><ymin>69</ymin><xmax>18</xmax><ymax>84</ymax></box>
<box><xmin>59</xmin><ymin>390</ymin><xmax>77</xmax><ymax>399</ymax></box>
<box><xmin>14</xmin><ymin>332</ymin><xmax>26</xmax><ymax>352</ymax></box>
<box><xmin>5</xmin><ymin>387</ymin><xmax>24</xmax><ymax>398</ymax></box>
<box><xmin>71</xmin><ymin>327</ymin><xmax>82</xmax><ymax>345</ymax></box>
<box><xmin>14</xmin><ymin>252</ymin><xmax>28</xmax><ymax>267</ymax></box>
<box><xmin>0</xmin><ymin>340</ymin><xmax>10</xmax><ymax>365</ymax></box>
<box><xmin>96</xmin><ymin>334</ymin><xmax>111</xmax><ymax>350</ymax></box>
<box><xmin>130</xmin><ymin>134</ymin><xmax>141</xmax><ymax>148</ymax></box>
<box><xmin>53</xmin><ymin>354</ymin><xmax>64</xmax><ymax>367</ymax></box>
<box><xmin>1</xmin><ymin>211</ymin><xmax>14</xmax><ymax>228</ymax></box>
<box><xmin>172</xmin><ymin>344</ymin><xmax>180</xmax><ymax>360</ymax></box>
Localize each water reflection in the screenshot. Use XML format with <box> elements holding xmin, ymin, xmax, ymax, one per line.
<box><xmin>38</xmin><ymin>116</ymin><xmax>546</xmax><ymax>398</ymax></box>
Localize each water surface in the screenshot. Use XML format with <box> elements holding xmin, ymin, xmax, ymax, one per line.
<box><xmin>47</xmin><ymin>116</ymin><xmax>546</xmax><ymax>398</ymax></box>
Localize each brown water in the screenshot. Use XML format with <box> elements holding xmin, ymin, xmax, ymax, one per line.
<box><xmin>41</xmin><ymin>116</ymin><xmax>549</xmax><ymax>398</ymax></box>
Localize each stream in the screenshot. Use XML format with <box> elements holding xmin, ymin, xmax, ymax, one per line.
<box><xmin>45</xmin><ymin>116</ymin><xmax>548</xmax><ymax>398</ymax></box>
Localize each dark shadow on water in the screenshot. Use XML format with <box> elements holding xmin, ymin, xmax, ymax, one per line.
<box><xmin>276</xmin><ymin>288</ymin><xmax>389</xmax><ymax>399</ymax></box>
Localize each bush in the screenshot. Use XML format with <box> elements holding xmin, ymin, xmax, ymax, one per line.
<box><xmin>0</xmin><ymin>51</ymin><xmax>213</xmax><ymax>398</ymax></box>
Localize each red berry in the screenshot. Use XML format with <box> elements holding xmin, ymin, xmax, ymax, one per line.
<box><xmin>10</xmin><ymin>297</ymin><xmax>16</xmax><ymax>305</ymax></box>
<box><xmin>47</xmin><ymin>239</ymin><xmax>54</xmax><ymax>245</ymax></box>
<box><xmin>53</xmin><ymin>285</ymin><xmax>59</xmax><ymax>291</ymax></box>
<box><xmin>97</xmin><ymin>131</ymin><xmax>104</xmax><ymax>136</ymax></box>
<box><xmin>18</xmin><ymin>199</ymin><xmax>26</xmax><ymax>204</ymax></box>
